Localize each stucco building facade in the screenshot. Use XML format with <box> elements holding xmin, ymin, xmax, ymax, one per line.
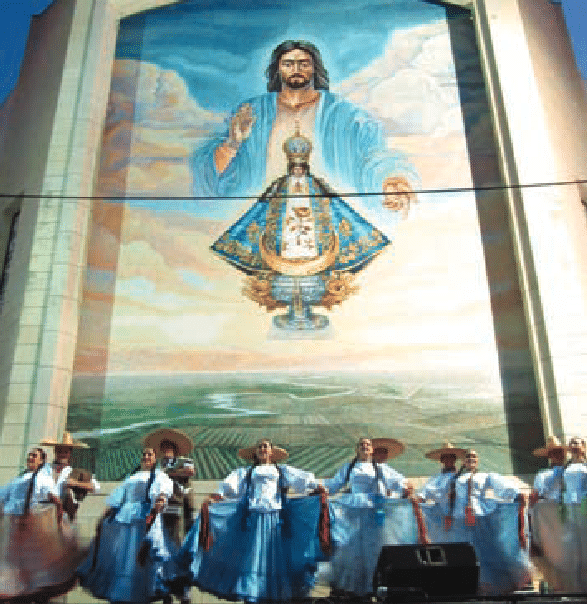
<box><xmin>0</xmin><ymin>0</ymin><xmax>586</xmax><ymax>482</ymax></box>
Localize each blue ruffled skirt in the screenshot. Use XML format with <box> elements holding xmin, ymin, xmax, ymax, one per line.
<box><xmin>176</xmin><ymin>496</ymin><xmax>325</xmax><ymax>602</ymax></box>
<box><xmin>422</xmin><ymin>502</ymin><xmax>532</xmax><ymax>594</ymax></box>
<box><xmin>326</xmin><ymin>495</ymin><xmax>419</xmax><ymax>595</ymax></box>
<box><xmin>77</xmin><ymin>505</ymin><xmax>176</xmax><ymax>603</ymax></box>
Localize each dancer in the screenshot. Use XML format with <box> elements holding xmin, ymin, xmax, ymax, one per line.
<box><xmin>145</xmin><ymin>428</ymin><xmax>195</xmax><ymax>536</ymax></box>
<box><xmin>420</xmin><ymin>448</ymin><xmax>532</xmax><ymax>594</ymax></box>
<box><xmin>540</xmin><ymin>436</ymin><xmax>587</xmax><ymax>504</ymax></box>
<box><xmin>0</xmin><ymin>448</ymin><xmax>84</xmax><ymax>602</ymax></box>
<box><xmin>176</xmin><ymin>438</ymin><xmax>326</xmax><ymax>602</ymax></box>
<box><xmin>419</xmin><ymin>441</ymin><xmax>467</xmax><ymax>503</ymax></box>
<box><xmin>563</xmin><ymin>437</ymin><xmax>587</xmax><ymax>503</ymax></box>
<box><xmin>77</xmin><ymin>447</ymin><xmax>175</xmax><ymax>603</ymax></box>
<box><xmin>530</xmin><ymin>436</ymin><xmax>587</xmax><ymax>592</ymax></box>
<box><xmin>145</xmin><ymin>428</ymin><xmax>195</xmax><ymax>604</ymax></box>
<box><xmin>323</xmin><ymin>437</ymin><xmax>418</xmax><ymax>597</ymax></box>
<box><xmin>40</xmin><ymin>432</ymin><xmax>100</xmax><ymax>521</ymax></box>
<box><xmin>530</xmin><ymin>436</ymin><xmax>567</xmax><ymax>504</ymax></box>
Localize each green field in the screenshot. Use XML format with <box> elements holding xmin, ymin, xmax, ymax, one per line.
<box><xmin>68</xmin><ymin>371</ymin><xmax>543</xmax><ymax>480</ymax></box>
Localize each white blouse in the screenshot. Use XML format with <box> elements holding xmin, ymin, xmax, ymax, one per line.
<box><xmin>422</xmin><ymin>471</ymin><xmax>519</xmax><ymax>517</ymax></box>
<box><xmin>40</xmin><ymin>463</ymin><xmax>101</xmax><ymax>499</ymax></box>
<box><xmin>107</xmin><ymin>470</ymin><xmax>174</xmax><ymax>522</ymax></box>
<box><xmin>324</xmin><ymin>461</ymin><xmax>406</xmax><ymax>497</ymax></box>
<box><xmin>537</xmin><ymin>463</ymin><xmax>587</xmax><ymax>503</ymax></box>
<box><xmin>419</xmin><ymin>470</ymin><xmax>457</xmax><ymax>502</ymax></box>
<box><xmin>217</xmin><ymin>464</ymin><xmax>319</xmax><ymax>511</ymax></box>
<box><xmin>0</xmin><ymin>470</ymin><xmax>58</xmax><ymax>515</ymax></box>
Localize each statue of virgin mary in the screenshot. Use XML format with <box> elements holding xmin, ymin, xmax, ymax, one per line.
<box><xmin>211</xmin><ymin>127</ymin><xmax>390</xmax><ymax>334</ymax></box>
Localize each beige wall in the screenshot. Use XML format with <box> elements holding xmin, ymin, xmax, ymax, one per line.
<box><xmin>0</xmin><ymin>0</ymin><xmax>121</xmax><ymax>479</ymax></box>
<box><xmin>0</xmin><ymin>0</ymin><xmax>586</xmax><ymax>481</ymax></box>
<box><xmin>472</xmin><ymin>0</ymin><xmax>587</xmax><ymax>440</ymax></box>
<box><xmin>0</xmin><ymin>0</ymin><xmax>78</xmax><ymax>480</ymax></box>
<box><xmin>519</xmin><ymin>1</ymin><xmax>587</xmax><ymax>435</ymax></box>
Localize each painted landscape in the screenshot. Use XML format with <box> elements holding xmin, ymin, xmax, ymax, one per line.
<box><xmin>68</xmin><ymin>369</ymin><xmax>536</xmax><ymax>480</ymax></box>
<box><xmin>67</xmin><ymin>0</ymin><xmax>545</xmax><ymax>482</ymax></box>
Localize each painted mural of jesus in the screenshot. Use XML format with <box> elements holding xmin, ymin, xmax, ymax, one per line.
<box><xmin>192</xmin><ymin>40</ymin><xmax>419</xmax><ymax>215</ymax></box>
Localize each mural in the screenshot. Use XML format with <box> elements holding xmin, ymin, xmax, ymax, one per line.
<box><xmin>68</xmin><ymin>0</ymin><xmax>544</xmax><ymax>480</ymax></box>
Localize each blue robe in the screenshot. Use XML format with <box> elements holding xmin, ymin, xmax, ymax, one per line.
<box><xmin>192</xmin><ymin>91</ymin><xmax>419</xmax><ymax>203</ymax></box>
<box><xmin>211</xmin><ymin>174</ymin><xmax>390</xmax><ymax>275</ymax></box>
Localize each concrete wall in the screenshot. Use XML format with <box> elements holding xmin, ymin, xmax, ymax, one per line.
<box><xmin>0</xmin><ymin>0</ymin><xmax>79</xmax><ymax>480</ymax></box>
<box><xmin>471</xmin><ymin>0</ymin><xmax>587</xmax><ymax>440</ymax></box>
<box><xmin>0</xmin><ymin>0</ymin><xmax>121</xmax><ymax>479</ymax></box>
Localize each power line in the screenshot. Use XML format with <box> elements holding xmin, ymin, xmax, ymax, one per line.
<box><xmin>1</xmin><ymin>178</ymin><xmax>586</xmax><ymax>202</ymax></box>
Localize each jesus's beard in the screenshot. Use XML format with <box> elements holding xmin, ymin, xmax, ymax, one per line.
<box><xmin>283</xmin><ymin>74</ymin><xmax>312</xmax><ymax>90</ymax></box>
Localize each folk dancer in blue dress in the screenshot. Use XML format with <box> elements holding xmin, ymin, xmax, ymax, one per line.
<box><xmin>145</xmin><ymin>429</ymin><xmax>196</xmax><ymax>604</ymax></box>
<box><xmin>0</xmin><ymin>447</ymin><xmax>84</xmax><ymax>602</ymax></box>
<box><xmin>530</xmin><ymin>436</ymin><xmax>587</xmax><ymax>592</ymax></box>
<box><xmin>530</xmin><ymin>436</ymin><xmax>567</xmax><ymax>505</ymax></box>
<box><xmin>40</xmin><ymin>432</ymin><xmax>100</xmax><ymax>522</ymax></box>
<box><xmin>419</xmin><ymin>448</ymin><xmax>532</xmax><ymax>594</ymax></box>
<box><xmin>77</xmin><ymin>447</ymin><xmax>176</xmax><ymax>603</ymax></box>
<box><xmin>175</xmin><ymin>438</ymin><xmax>327</xmax><ymax>602</ymax></box>
<box><xmin>419</xmin><ymin>441</ymin><xmax>467</xmax><ymax>503</ymax></box>
<box><xmin>564</xmin><ymin>437</ymin><xmax>587</xmax><ymax>504</ymax></box>
<box><xmin>323</xmin><ymin>437</ymin><xmax>422</xmax><ymax>597</ymax></box>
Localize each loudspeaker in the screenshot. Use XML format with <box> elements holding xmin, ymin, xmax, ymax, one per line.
<box><xmin>373</xmin><ymin>543</ymin><xmax>479</xmax><ymax>600</ymax></box>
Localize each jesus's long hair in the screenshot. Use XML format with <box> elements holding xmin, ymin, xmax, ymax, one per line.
<box><xmin>266</xmin><ymin>40</ymin><xmax>329</xmax><ymax>92</ymax></box>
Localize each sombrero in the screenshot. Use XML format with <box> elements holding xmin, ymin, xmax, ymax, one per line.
<box><xmin>144</xmin><ymin>428</ymin><xmax>193</xmax><ymax>457</ymax></box>
<box><xmin>238</xmin><ymin>442</ymin><xmax>289</xmax><ymax>463</ymax></box>
<box><xmin>533</xmin><ymin>435</ymin><xmax>567</xmax><ymax>458</ymax></box>
<box><xmin>40</xmin><ymin>431</ymin><xmax>89</xmax><ymax>449</ymax></box>
<box><xmin>425</xmin><ymin>441</ymin><xmax>467</xmax><ymax>461</ymax></box>
<box><xmin>371</xmin><ymin>438</ymin><xmax>405</xmax><ymax>462</ymax></box>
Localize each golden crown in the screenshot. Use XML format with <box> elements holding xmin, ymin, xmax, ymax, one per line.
<box><xmin>283</xmin><ymin>124</ymin><xmax>312</xmax><ymax>164</ymax></box>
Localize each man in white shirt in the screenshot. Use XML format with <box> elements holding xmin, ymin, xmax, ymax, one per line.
<box><xmin>40</xmin><ymin>432</ymin><xmax>100</xmax><ymax>521</ymax></box>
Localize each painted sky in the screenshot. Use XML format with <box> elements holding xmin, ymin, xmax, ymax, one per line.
<box><xmin>72</xmin><ymin>3</ymin><xmax>508</xmax><ymax>379</ymax></box>
<box><xmin>0</xmin><ymin>0</ymin><xmax>560</xmax><ymax>378</ymax></box>
<box><xmin>0</xmin><ymin>0</ymin><xmax>584</xmax><ymax>108</ymax></box>
<box><xmin>114</xmin><ymin>0</ymin><xmax>451</xmax><ymax>112</ymax></box>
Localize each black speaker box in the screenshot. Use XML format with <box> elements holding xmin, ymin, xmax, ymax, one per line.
<box><xmin>373</xmin><ymin>543</ymin><xmax>479</xmax><ymax>599</ymax></box>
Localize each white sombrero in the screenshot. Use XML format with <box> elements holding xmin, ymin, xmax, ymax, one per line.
<box><xmin>238</xmin><ymin>442</ymin><xmax>289</xmax><ymax>463</ymax></box>
<box><xmin>144</xmin><ymin>428</ymin><xmax>193</xmax><ymax>457</ymax></box>
<box><xmin>40</xmin><ymin>431</ymin><xmax>89</xmax><ymax>449</ymax></box>
<box><xmin>425</xmin><ymin>441</ymin><xmax>467</xmax><ymax>461</ymax></box>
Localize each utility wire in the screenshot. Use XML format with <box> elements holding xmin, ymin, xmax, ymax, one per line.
<box><xmin>0</xmin><ymin>178</ymin><xmax>586</xmax><ymax>202</ymax></box>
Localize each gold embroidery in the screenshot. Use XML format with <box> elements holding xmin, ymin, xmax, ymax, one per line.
<box><xmin>242</xmin><ymin>275</ymin><xmax>286</xmax><ymax>311</ymax></box>
<box><xmin>247</xmin><ymin>222</ymin><xmax>260</xmax><ymax>244</ymax></box>
<box><xmin>339</xmin><ymin>219</ymin><xmax>352</xmax><ymax>237</ymax></box>
<box><xmin>319</xmin><ymin>273</ymin><xmax>359</xmax><ymax>310</ymax></box>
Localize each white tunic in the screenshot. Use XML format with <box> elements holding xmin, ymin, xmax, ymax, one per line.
<box><xmin>217</xmin><ymin>464</ymin><xmax>319</xmax><ymax>511</ymax></box>
<box><xmin>282</xmin><ymin>176</ymin><xmax>316</xmax><ymax>259</ymax></box>
<box><xmin>107</xmin><ymin>470</ymin><xmax>174</xmax><ymax>523</ymax></box>
<box><xmin>324</xmin><ymin>461</ymin><xmax>406</xmax><ymax>497</ymax></box>
<box><xmin>0</xmin><ymin>470</ymin><xmax>58</xmax><ymax>514</ymax></box>
<box><xmin>39</xmin><ymin>463</ymin><xmax>101</xmax><ymax>499</ymax></box>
